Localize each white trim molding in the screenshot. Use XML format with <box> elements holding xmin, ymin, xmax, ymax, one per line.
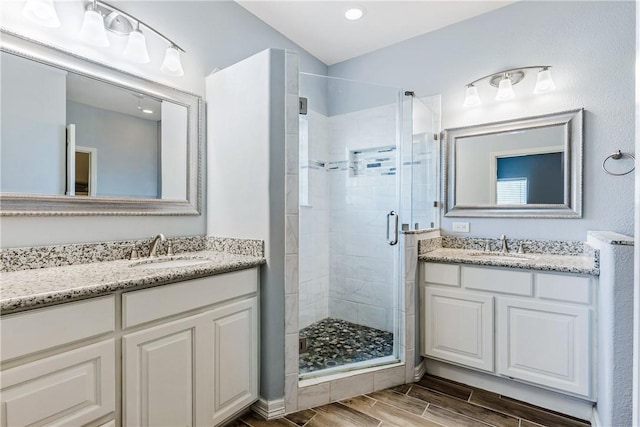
<box><xmin>414</xmin><ymin>359</ymin><xmax>426</xmax><ymax>382</ymax></box>
<box><xmin>251</xmin><ymin>397</ymin><xmax>285</xmax><ymax>420</ymax></box>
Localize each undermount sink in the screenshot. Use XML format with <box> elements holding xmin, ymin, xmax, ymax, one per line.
<box><xmin>468</xmin><ymin>252</ymin><xmax>532</xmax><ymax>262</ymax></box>
<box><xmin>130</xmin><ymin>258</ymin><xmax>211</xmax><ymax>270</ymax></box>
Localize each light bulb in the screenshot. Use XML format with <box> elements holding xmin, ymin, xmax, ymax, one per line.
<box><xmin>79</xmin><ymin>8</ymin><xmax>109</xmax><ymax>47</ymax></box>
<box><xmin>345</xmin><ymin>7</ymin><xmax>364</xmax><ymax>20</ymax></box>
<box><xmin>22</xmin><ymin>0</ymin><xmax>60</xmax><ymax>27</ymax></box>
<box><xmin>496</xmin><ymin>76</ymin><xmax>515</xmax><ymax>101</ymax></box>
<box><xmin>161</xmin><ymin>46</ymin><xmax>184</xmax><ymax>77</ymax></box>
<box><xmin>124</xmin><ymin>29</ymin><xmax>150</xmax><ymax>63</ymax></box>
<box><xmin>463</xmin><ymin>85</ymin><xmax>481</xmax><ymax>107</ymax></box>
<box><xmin>534</xmin><ymin>68</ymin><xmax>556</xmax><ymax>94</ymax></box>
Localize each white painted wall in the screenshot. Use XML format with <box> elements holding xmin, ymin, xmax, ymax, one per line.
<box><xmin>588</xmin><ymin>235</ymin><xmax>635</xmax><ymax>427</ymax></box>
<box><xmin>329</xmin><ymin>1</ymin><xmax>635</xmax><ymax>241</ymax></box>
<box><xmin>0</xmin><ymin>1</ymin><xmax>326</xmax><ymax>248</ymax></box>
<box><xmin>160</xmin><ymin>101</ymin><xmax>188</xmax><ymax>200</ymax></box>
<box><xmin>206</xmin><ymin>48</ymin><xmax>297</xmax><ymax>402</ymax></box>
<box><xmin>1</xmin><ymin>52</ymin><xmax>66</xmax><ymax>195</ymax></box>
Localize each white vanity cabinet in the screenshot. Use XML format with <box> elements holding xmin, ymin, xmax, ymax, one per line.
<box><xmin>0</xmin><ymin>296</ymin><xmax>117</xmax><ymax>427</ymax></box>
<box><xmin>422</xmin><ymin>262</ymin><xmax>595</xmax><ymax>400</ymax></box>
<box><xmin>122</xmin><ymin>267</ymin><xmax>259</xmax><ymax>427</ymax></box>
<box><xmin>0</xmin><ymin>266</ymin><xmax>260</xmax><ymax>427</ymax></box>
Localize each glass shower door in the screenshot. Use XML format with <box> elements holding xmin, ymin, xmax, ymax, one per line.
<box><xmin>297</xmin><ymin>73</ymin><xmax>404</xmax><ymax>378</ymax></box>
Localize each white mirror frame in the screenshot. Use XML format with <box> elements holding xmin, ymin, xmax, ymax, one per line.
<box><xmin>443</xmin><ymin>109</ymin><xmax>583</xmax><ymax>218</ymax></box>
<box><xmin>0</xmin><ymin>29</ymin><xmax>202</xmax><ymax>216</ymax></box>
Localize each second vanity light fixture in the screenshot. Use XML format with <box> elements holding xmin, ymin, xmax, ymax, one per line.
<box><xmin>463</xmin><ymin>66</ymin><xmax>556</xmax><ymax>107</ymax></box>
<box><xmin>22</xmin><ymin>0</ymin><xmax>185</xmax><ymax>77</ymax></box>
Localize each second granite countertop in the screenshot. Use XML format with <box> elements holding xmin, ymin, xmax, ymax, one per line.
<box><xmin>1</xmin><ymin>251</ymin><xmax>265</xmax><ymax>314</ymax></box>
<box><xmin>419</xmin><ymin>248</ymin><xmax>598</xmax><ymax>275</ymax></box>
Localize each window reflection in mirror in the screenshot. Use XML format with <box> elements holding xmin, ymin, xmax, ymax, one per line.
<box><xmin>455</xmin><ymin>125</ymin><xmax>565</xmax><ymax>206</ymax></box>
<box><xmin>0</xmin><ymin>51</ymin><xmax>188</xmax><ymax>200</ymax></box>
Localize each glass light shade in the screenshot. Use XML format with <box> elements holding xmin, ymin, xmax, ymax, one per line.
<box><xmin>79</xmin><ymin>9</ymin><xmax>109</xmax><ymax>47</ymax></box>
<box><xmin>161</xmin><ymin>46</ymin><xmax>184</xmax><ymax>77</ymax></box>
<box><xmin>534</xmin><ymin>68</ymin><xmax>556</xmax><ymax>94</ymax></box>
<box><xmin>495</xmin><ymin>77</ymin><xmax>515</xmax><ymax>101</ymax></box>
<box><xmin>463</xmin><ymin>85</ymin><xmax>481</xmax><ymax>107</ymax></box>
<box><xmin>22</xmin><ymin>0</ymin><xmax>60</xmax><ymax>27</ymax></box>
<box><xmin>123</xmin><ymin>30</ymin><xmax>150</xmax><ymax>63</ymax></box>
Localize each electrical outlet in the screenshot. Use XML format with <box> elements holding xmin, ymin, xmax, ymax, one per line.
<box><xmin>452</xmin><ymin>222</ymin><xmax>470</xmax><ymax>233</ymax></box>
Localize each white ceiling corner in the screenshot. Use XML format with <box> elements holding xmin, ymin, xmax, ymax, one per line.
<box><xmin>237</xmin><ymin>1</ymin><xmax>517</xmax><ymax>66</ymax></box>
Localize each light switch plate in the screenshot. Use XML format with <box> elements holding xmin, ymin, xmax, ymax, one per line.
<box><xmin>452</xmin><ymin>222</ymin><xmax>470</xmax><ymax>233</ymax></box>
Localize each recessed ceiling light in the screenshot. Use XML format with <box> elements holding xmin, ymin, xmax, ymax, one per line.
<box><xmin>345</xmin><ymin>7</ymin><xmax>364</xmax><ymax>21</ymax></box>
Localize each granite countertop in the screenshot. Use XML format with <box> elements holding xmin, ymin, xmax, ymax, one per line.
<box><xmin>0</xmin><ymin>251</ymin><xmax>265</xmax><ymax>314</ymax></box>
<box><xmin>419</xmin><ymin>248</ymin><xmax>598</xmax><ymax>275</ymax></box>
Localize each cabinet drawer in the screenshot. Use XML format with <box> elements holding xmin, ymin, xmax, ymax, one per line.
<box><xmin>462</xmin><ymin>266</ymin><xmax>532</xmax><ymax>296</ymax></box>
<box><xmin>537</xmin><ymin>273</ymin><xmax>591</xmax><ymax>304</ymax></box>
<box><xmin>122</xmin><ymin>267</ymin><xmax>258</xmax><ymax>328</ymax></box>
<box><xmin>423</xmin><ymin>263</ymin><xmax>460</xmax><ymax>287</ymax></box>
<box><xmin>1</xmin><ymin>296</ymin><xmax>115</xmax><ymax>362</ymax></box>
<box><xmin>0</xmin><ymin>339</ymin><xmax>116</xmax><ymax>427</ymax></box>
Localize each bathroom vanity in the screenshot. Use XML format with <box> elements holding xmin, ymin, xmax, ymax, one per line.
<box><xmin>0</xmin><ymin>250</ymin><xmax>263</xmax><ymax>427</ymax></box>
<box><xmin>419</xmin><ymin>240</ymin><xmax>599</xmax><ymax>418</ymax></box>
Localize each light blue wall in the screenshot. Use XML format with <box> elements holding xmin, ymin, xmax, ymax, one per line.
<box><xmin>1</xmin><ymin>53</ymin><xmax>67</xmax><ymax>195</ymax></box>
<box><xmin>1</xmin><ymin>1</ymin><xmax>327</xmax><ymax>248</ymax></box>
<box><xmin>329</xmin><ymin>1</ymin><xmax>635</xmax><ymax>241</ymax></box>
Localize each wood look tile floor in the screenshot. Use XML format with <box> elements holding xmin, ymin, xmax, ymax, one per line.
<box><xmin>228</xmin><ymin>375</ymin><xmax>591</xmax><ymax>427</ymax></box>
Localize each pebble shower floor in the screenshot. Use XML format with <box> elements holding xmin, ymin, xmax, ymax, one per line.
<box><xmin>298</xmin><ymin>318</ymin><xmax>394</xmax><ymax>374</ymax></box>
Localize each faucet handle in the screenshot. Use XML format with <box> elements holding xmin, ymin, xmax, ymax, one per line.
<box><xmin>484</xmin><ymin>240</ymin><xmax>491</xmax><ymax>252</ymax></box>
<box><xmin>167</xmin><ymin>241</ymin><xmax>174</xmax><ymax>256</ymax></box>
<box><xmin>130</xmin><ymin>246</ymin><xmax>139</xmax><ymax>260</ymax></box>
<box><xmin>518</xmin><ymin>242</ymin><xmax>526</xmax><ymax>254</ymax></box>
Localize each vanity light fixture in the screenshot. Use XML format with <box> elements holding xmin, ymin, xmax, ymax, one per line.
<box><xmin>22</xmin><ymin>0</ymin><xmax>60</xmax><ymax>28</ymax></box>
<box><xmin>24</xmin><ymin>0</ymin><xmax>185</xmax><ymax>77</ymax></box>
<box><xmin>79</xmin><ymin>0</ymin><xmax>109</xmax><ymax>47</ymax></box>
<box><xmin>463</xmin><ymin>66</ymin><xmax>556</xmax><ymax>106</ymax></box>
<box><xmin>123</xmin><ymin>23</ymin><xmax>150</xmax><ymax>64</ymax></box>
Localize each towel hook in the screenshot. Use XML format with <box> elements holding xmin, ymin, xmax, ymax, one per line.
<box><xmin>602</xmin><ymin>150</ymin><xmax>635</xmax><ymax>176</ymax></box>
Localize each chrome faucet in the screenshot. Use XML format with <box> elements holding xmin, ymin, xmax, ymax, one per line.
<box><xmin>500</xmin><ymin>234</ymin><xmax>508</xmax><ymax>254</ymax></box>
<box><xmin>148</xmin><ymin>234</ymin><xmax>166</xmax><ymax>258</ymax></box>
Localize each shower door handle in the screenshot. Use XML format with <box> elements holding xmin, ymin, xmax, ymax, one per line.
<box><xmin>387</xmin><ymin>211</ymin><xmax>399</xmax><ymax>246</ymax></box>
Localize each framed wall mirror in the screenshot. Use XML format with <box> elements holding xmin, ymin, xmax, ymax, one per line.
<box><xmin>0</xmin><ymin>30</ymin><xmax>202</xmax><ymax>216</ymax></box>
<box><xmin>443</xmin><ymin>109</ymin><xmax>583</xmax><ymax>218</ymax></box>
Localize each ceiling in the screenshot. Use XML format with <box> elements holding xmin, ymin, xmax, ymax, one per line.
<box><xmin>67</xmin><ymin>73</ymin><xmax>162</xmax><ymax>121</ymax></box>
<box><xmin>237</xmin><ymin>1</ymin><xmax>516</xmax><ymax>66</ymax></box>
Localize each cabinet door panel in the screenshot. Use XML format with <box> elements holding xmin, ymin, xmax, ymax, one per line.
<box><xmin>123</xmin><ymin>314</ymin><xmax>209</xmax><ymax>427</ymax></box>
<box><xmin>210</xmin><ymin>297</ymin><xmax>259</xmax><ymax>426</ymax></box>
<box><xmin>423</xmin><ymin>287</ymin><xmax>494</xmax><ymax>372</ymax></box>
<box><xmin>497</xmin><ymin>298</ymin><xmax>591</xmax><ymax>397</ymax></box>
<box><xmin>0</xmin><ymin>340</ymin><xmax>115</xmax><ymax>427</ymax></box>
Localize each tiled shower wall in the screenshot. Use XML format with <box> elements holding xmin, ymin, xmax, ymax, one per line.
<box><xmin>328</xmin><ymin>103</ymin><xmax>398</xmax><ymax>332</ymax></box>
<box><xmin>298</xmin><ymin>103</ymin><xmax>399</xmax><ymax>332</ymax></box>
<box><xmin>299</xmin><ymin>110</ymin><xmax>330</xmax><ymax>329</ymax></box>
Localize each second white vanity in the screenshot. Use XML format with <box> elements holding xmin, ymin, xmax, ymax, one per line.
<box><xmin>419</xmin><ymin>240</ymin><xmax>599</xmax><ymax>418</ymax></box>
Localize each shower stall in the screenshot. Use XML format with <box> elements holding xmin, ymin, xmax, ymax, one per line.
<box><xmin>297</xmin><ymin>73</ymin><xmax>439</xmax><ymax>378</ymax></box>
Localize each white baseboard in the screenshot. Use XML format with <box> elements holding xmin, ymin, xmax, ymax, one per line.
<box><xmin>414</xmin><ymin>359</ymin><xmax>426</xmax><ymax>382</ymax></box>
<box><xmin>426</xmin><ymin>359</ymin><xmax>594</xmax><ymax>421</ymax></box>
<box><xmin>251</xmin><ymin>397</ymin><xmax>285</xmax><ymax>420</ymax></box>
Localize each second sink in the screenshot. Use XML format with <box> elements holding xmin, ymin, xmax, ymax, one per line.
<box><xmin>130</xmin><ymin>258</ymin><xmax>211</xmax><ymax>270</ymax></box>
